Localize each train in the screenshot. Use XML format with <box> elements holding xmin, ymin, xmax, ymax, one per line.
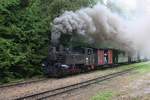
<box><xmin>41</xmin><ymin>46</ymin><xmax>145</xmax><ymax>77</ymax></box>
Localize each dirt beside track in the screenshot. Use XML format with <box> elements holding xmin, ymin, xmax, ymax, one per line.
<box><xmin>115</xmin><ymin>73</ymin><xmax>150</xmax><ymax>100</ymax></box>
<box><xmin>52</xmin><ymin>68</ymin><xmax>150</xmax><ymax>100</ymax></box>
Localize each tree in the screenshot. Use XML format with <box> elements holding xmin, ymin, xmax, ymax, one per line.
<box><xmin>0</xmin><ymin>0</ymin><xmax>96</xmax><ymax>82</ymax></box>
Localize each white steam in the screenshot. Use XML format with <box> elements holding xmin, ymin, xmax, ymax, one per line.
<box><xmin>52</xmin><ymin>0</ymin><xmax>150</xmax><ymax>56</ymax></box>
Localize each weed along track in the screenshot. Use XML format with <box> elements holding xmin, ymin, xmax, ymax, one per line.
<box><xmin>0</xmin><ymin>78</ymin><xmax>47</xmax><ymax>89</ymax></box>
<box><xmin>15</xmin><ymin>67</ymin><xmax>137</xmax><ymax>100</ymax></box>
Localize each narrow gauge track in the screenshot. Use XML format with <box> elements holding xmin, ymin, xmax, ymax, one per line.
<box><xmin>0</xmin><ymin>78</ymin><xmax>47</xmax><ymax>89</ymax></box>
<box><xmin>15</xmin><ymin>67</ymin><xmax>136</xmax><ymax>100</ymax></box>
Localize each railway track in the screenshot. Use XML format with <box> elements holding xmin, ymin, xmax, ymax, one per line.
<box><xmin>15</xmin><ymin>67</ymin><xmax>136</xmax><ymax>100</ymax></box>
<box><xmin>0</xmin><ymin>78</ymin><xmax>47</xmax><ymax>89</ymax></box>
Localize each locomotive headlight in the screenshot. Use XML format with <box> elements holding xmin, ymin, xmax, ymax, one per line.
<box><xmin>42</xmin><ymin>63</ymin><xmax>45</xmax><ymax>67</ymax></box>
<box><xmin>61</xmin><ymin>64</ymin><xmax>69</xmax><ymax>68</ymax></box>
<box><xmin>86</xmin><ymin>57</ymin><xmax>89</xmax><ymax>64</ymax></box>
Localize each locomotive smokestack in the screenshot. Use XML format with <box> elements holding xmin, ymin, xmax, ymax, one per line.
<box><xmin>51</xmin><ymin>30</ymin><xmax>61</xmax><ymax>46</ymax></box>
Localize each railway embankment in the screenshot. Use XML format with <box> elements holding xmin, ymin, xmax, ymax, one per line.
<box><xmin>0</xmin><ymin>62</ymin><xmax>149</xmax><ymax>100</ymax></box>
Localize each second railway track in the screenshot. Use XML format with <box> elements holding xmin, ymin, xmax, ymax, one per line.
<box><xmin>0</xmin><ymin>78</ymin><xmax>47</xmax><ymax>89</ymax></box>
<box><xmin>15</xmin><ymin>67</ymin><xmax>137</xmax><ymax>100</ymax></box>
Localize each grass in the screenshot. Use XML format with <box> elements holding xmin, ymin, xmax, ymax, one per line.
<box><xmin>91</xmin><ymin>62</ymin><xmax>150</xmax><ymax>100</ymax></box>
<box><xmin>91</xmin><ymin>91</ymin><xmax>114</xmax><ymax>100</ymax></box>
<box><xmin>110</xmin><ymin>61</ymin><xmax>150</xmax><ymax>73</ymax></box>
<box><xmin>117</xmin><ymin>62</ymin><xmax>150</xmax><ymax>69</ymax></box>
<box><xmin>134</xmin><ymin>62</ymin><xmax>150</xmax><ymax>73</ymax></box>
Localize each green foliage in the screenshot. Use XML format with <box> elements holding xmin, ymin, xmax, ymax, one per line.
<box><xmin>0</xmin><ymin>0</ymin><xmax>97</xmax><ymax>83</ymax></box>
<box><xmin>135</xmin><ymin>62</ymin><xmax>150</xmax><ymax>73</ymax></box>
<box><xmin>91</xmin><ymin>91</ymin><xmax>114</xmax><ymax>100</ymax></box>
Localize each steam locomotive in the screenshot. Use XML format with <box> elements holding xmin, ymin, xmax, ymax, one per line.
<box><xmin>42</xmin><ymin>45</ymin><xmax>143</xmax><ymax>77</ymax></box>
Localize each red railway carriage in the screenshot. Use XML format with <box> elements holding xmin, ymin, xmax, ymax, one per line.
<box><xmin>97</xmin><ymin>49</ymin><xmax>113</xmax><ymax>65</ymax></box>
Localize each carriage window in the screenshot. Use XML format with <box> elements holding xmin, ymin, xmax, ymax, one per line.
<box><xmin>88</xmin><ymin>49</ymin><xmax>93</xmax><ymax>55</ymax></box>
<box><xmin>88</xmin><ymin>49</ymin><xmax>91</xmax><ymax>55</ymax></box>
<box><xmin>56</xmin><ymin>46</ymin><xmax>59</xmax><ymax>51</ymax></box>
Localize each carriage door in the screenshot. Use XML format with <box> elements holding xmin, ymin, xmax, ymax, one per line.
<box><xmin>104</xmin><ymin>50</ymin><xmax>108</xmax><ymax>64</ymax></box>
<box><xmin>98</xmin><ymin>50</ymin><xmax>104</xmax><ymax>65</ymax></box>
<box><xmin>108</xmin><ymin>50</ymin><xmax>113</xmax><ymax>64</ymax></box>
<box><xmin>104</xmin><ymin>50</ymin><xmax>113</xmax><ymax>64</ymax></box>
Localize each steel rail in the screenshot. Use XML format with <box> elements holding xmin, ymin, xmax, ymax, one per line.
<box><xmin>0</xmin><ymin>78</ymin><xmax>47</xmax><ymax>89</ymax></box>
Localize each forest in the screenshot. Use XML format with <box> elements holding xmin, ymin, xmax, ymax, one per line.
<box><xmin>0</xmin><ymin>0</ymin><xmax>102</xmax><ymax>83</ymax></box>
